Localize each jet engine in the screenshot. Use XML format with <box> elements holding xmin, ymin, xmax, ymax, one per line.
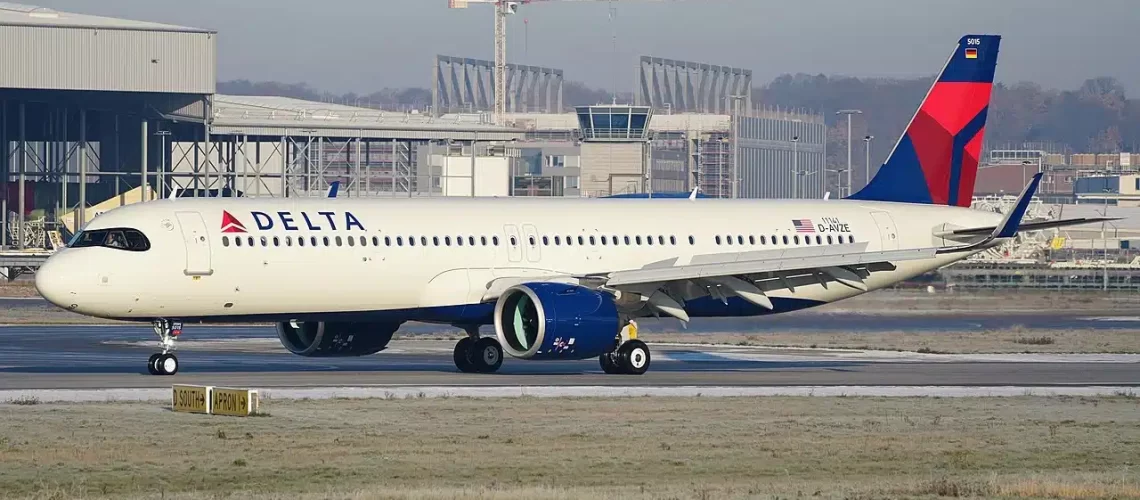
<box><xmin>494</xmin><ymin>282</ymin><xmax>619</xmax><ymax>360</ymax></box>
<box><xmin>275</xmin><ymin>321</ymin><xmax>398</xmax><ymax>357</ymax></box>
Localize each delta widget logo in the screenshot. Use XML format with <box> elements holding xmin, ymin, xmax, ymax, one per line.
<box><xmin>220</xmin><ymin>211</ymin><xmax>248</xmax><ymax>233</ymax></box>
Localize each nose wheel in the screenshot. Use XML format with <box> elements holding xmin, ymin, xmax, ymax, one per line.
<box><xmin>147</xmin><ymin>319</ymin><xmax>182</xmax><ymax>376</ymax></box>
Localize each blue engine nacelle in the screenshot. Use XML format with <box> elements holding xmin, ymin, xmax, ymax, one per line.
<box><xmin>493</xmin><ymin>282</ymin><xmax>620</xmax><ymax>360</ymax></box>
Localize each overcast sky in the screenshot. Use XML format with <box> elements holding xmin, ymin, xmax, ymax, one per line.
<box><xmin>33</xmin><ymin>0</ymin><xmax>1140</xmax><ymax>95</ymax></box>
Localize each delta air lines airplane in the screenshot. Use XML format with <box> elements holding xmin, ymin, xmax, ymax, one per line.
<box><xmin>34</xmin><ymin>35</ymin><xmax>1108</xmax><ymax>376</ymax></box>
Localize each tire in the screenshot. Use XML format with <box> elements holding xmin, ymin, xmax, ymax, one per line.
<box><xmin>157</xmin><ymin>353</ymin><xmax>179</xmax><ymax>376</ymax></box>
<box><xmin>454</xmin><ymin>337</ymin><xmax>476</xmax><ymax>373</ymax></box>
<box><xmin>469</xmin><ymin>337</ymin><xmax>503</xmax><ymax>373</ymax></box>
<box><xmin>147</xmin><ymin>353</ymin><xmax>161</xmax><ymax>375</ymax></box>
<box><xmin>599</xmin><ymin>353</ymin><xmax>622</xmax><ymax>374</ymax></box>
<box><xmin>617</xmin><ymin>340</ymin><xmax>650</xmax><ymax>375</ymax></box>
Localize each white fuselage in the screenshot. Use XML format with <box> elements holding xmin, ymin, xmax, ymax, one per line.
<box><xmin>35</xmin><ymin>197</ymin><xmax>1000</xmax><ymax>324</ymax></box>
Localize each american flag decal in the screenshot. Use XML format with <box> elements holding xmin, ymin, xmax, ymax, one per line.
<box><xmin>792</xmin><ymin>219</ymin><xmax>816</xmax><ymax>233</ymax></box>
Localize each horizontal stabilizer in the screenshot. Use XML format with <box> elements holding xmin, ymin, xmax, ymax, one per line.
<box><xmin>937</xmin><ymin>172</ymin><xmax>1042</xmax><ymax>254</ymax></box>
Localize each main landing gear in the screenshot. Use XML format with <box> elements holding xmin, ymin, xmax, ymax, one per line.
<box><xmin>147</xmin><ymin>319</ymin><xmax>181</xmax><ymax>376</ymax></box>
<box><xmin>599</xmin><ymin>320</ymin><xmax>651</xmax><ymax>375</ymax></box>
<box><xmin>454</xmin><ymin>326</ymin><xmax>503</xmax><ymax>374</ymax></box>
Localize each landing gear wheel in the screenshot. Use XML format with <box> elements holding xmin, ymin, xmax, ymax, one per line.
<box><xmin>153</xmin><ymin>353</ymin><xmax>179</xmax><ymax>376</ymax></box>
<box><xmin>454</xmin><ymin>337</ymin><xmax>476</xmax><ymax>373</ymax></box>
<box><xmin>468</xmin><ymin>337</ymin><xmax>503</xmax><ymax>374</ymax></box>
<box><xmin>147</xmin><ymin>353</ymin><xmax>161</xmax><ymax>375</ymax></box>
<box><xmin>599</xmin><ymin>353</ymin><xmax>622</xmax><ymax>374</ymax></box>
<box><xmin>616</xmin><ymin>340</ymin><xmax>651</xmax><ymax>375</ymax></box>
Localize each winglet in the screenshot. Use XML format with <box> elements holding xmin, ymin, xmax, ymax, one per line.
<box><xmin>994</xmin><ymin>172</ymin><xmax>1043</xmax><ymax>238</ymax></box>
<box><xmin>938</xmin><ymin>172</ymin><xmax>1042</xmax><ymax>254</ymax></box>
<box><xmin>327</xmin><ymin>181</ymin><xmax>340</xmax><ymax>198</ymax></box>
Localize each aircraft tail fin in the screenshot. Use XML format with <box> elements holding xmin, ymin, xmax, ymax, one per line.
<box><xmin>848</xmin><ymin>35</ymin><xmax>1001</xmax><ymax>207</ymax></box>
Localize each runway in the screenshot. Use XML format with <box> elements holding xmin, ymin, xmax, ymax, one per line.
<box><xmin>0</xmin><ymin>324</ymin><xmax>1138</xmax><ymax>392</ymax></box>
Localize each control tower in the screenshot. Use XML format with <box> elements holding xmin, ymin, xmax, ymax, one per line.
<box><xmin>575</xmin><ymin>105</ymin><xmax>654</xmax><ymax>197</ymax></box>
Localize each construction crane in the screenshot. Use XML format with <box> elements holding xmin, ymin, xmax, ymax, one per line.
<box><xmin>447</xmin><ymin>0</ymin><xmax>683</xmax><ymax>125</ymax></box>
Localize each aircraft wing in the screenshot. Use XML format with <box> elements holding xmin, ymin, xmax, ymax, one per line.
<box><xmin>576</xmin><ymin>243</ymin><xmax>938</xmax><ymax>322</ymax></box>
<box><xmin>601</xmin><ymin>243</ymin><xmax>933</xmax><ymax>288</ymax></box>
<box><xmin>933</xmin><ymin>217</ymin><xmax>1120</xmax><ymax>237</ymax></box>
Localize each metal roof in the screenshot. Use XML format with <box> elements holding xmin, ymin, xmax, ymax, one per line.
<box><xmin>210</xmin><ymin>95</ymin><xmax>524</xmax><ymax>141</ymax></box>
<box><xmin>0</xmin><ymin>3</ymin><xmax>213</xmax><ymax>33</ymax></box>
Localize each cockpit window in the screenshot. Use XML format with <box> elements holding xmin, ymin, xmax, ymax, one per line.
<box><xmin>68</xmin><ymin>228</ymin><xmax>151</xmax><ymax>252</ymax></box>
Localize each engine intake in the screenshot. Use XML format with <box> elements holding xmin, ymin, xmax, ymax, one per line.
<box><xmin>275</xmin><ymin>321</ymin><xmax>397</xmax><ymax>357</ymax></box>
<box><xmin>494</xmin><ymin>283</ymin><xmax>619</xmax><ymax>360</ymax></box>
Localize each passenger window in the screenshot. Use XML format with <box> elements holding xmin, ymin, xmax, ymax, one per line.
<box><xmin>310</xmin><ymin>236</ymin><xmax>317</xmax><ymax>247</ymax></box>
<box><xmin>384</xmin><ymin>236</ymin><xmax>391</xmax><ymax>246</ymax></box>
<box><xmin>222</xmin><ymin>236</ymin><xmax>230</xmax><ymax>247</ymax></box>
<box><xmin>589</xmin><ymin>236</ymin><xmax>596</xmax><ymax>246</ymax></box>
<box><xmin>528</xmin><ymin>236</ymin><xmax>535</xmax><ymax>246</ymax></box>
<box><xmin>446</xmin><ymin>236</ymin><xmax>452</xmax><ymax>246</ymax></box>
<box><xmin>360</xmin><ymin>236</ymin><xmax>367</xmax><ymax>246</ymax></box>
<box><xmin>804</xmin><ymin>236</ymin><xmax>811</xmax><ymax>245</ymax></box>
<box><xmin>612</xmin><ymin>235</ymin><xmax>620</xmax><ymax>245</ymax></box>
<box><xmin>297</xmin><ymin>237</ymin><xmax>304</xmax><ymax>247</ymax></box>
<box><xmin>782</xmin><ymin>236</ymin><xmax>789</xmax><ymax>245</ymax></box>
<box><xmin>420</xmin><ymin>236</ymin><xmax>427</xmax><ymax>246</ymax></box>
<box><xmin>396</xmin><ymin>236</ymin><xmax>404</xmax><ymax>246</ymax></box>
<box><xmin>578</xmin><ymin>236</ymin><xmax>584</xmax><ymax>245</ymax></box>
<box><xmin>688</xmin><ymin>236</ymin><xmax>695</xmax><ymax>245</ymax></box>
<box><xmin>492</xmin><ymin>236</ymin><xmax>499</xmax><ymax>246</ymax></box>
<box><xmin>600</xmin><ymin>236</ymin><xmax>607</xmax><ymax>246</ymax></box>
<box><xmin>794</xmin><ymin>235</ymin><xmax>800</xmax><ymax>245</ymax></box>
<box><xmin>433</xmin><ymin>236</ymin><xmax>440</xmax><ymax>246</ymax></box>
<box><xmin>273</xmin><ymin>236</ymin><xmax>280</xmax><ymax>247</ymax></box>
<box><xmin>510</xmin><ymin>236</ymin><xmax>517</xmax><ymax>246</ymax></box>
<box><xmin>749</xmin><ymin>235</ymin><xmax>755</xmax><ymax>245</ymax></box>
<box><xmin>670</xmin><ymin>236</ymin><xmax>677</xmax><ymax>245</ymax></box>
<box><xmin>480</xmin><ymin>236</ymin><xmax>487</xmax><ymax>246</ymax></box>
<box><xmin>827</xmin><ymin>235</ymin><xmax>833</xmax><ymax>245</ymax></box>
<box><xmin>347</xmin><ymin>236</ymin><xmax>355</xmax><ymax>247</ymax></box>
<box><xmin>816</xmin><ymin>235</ymin><xmax>822</xmax><ymax>245</ymax></box>
<box><xmin>624</xmin><ymin>236</ymin><xmax>631</xmax><ymax>245</ymax></box>
<box><xmin>409</xmin><ymin>236</ymin><xmax>417</xmax><ymax>247</ymax></box>
<box><xmin>658</xmin><ymin>236</ymin><xmax>665</xmax><ymax>245</ymax></box>
<box><xmin>737</xmin><ymin>236</ymin><xmax>743</xmax><ymax>245</ymax></box>
<box><xmin>287</xmin><ymin>236</ymin><xmax>293</xmax><ymax>247</ymax></box>
<box><xmin>247</xmin><ymin>237</ymin><xmax>255</xmax><ymax>247</ymax></box>
<box><xmin>554</xmin><ymin>236</ymin><xmax>561</xmax><ymax>245</ymax></box>
<box><xmin>235</xmin><ymin>237</ymin><xmax>243</xmax><ymax>247</ymax></box>
<box><xmin>325</xmin><ymin>237</ymin><xmax>332</xmax><ymax>247</ymax></box>
<box><xmin>714</xmin><ymin>236</ymin><xmax>720</xmax><ymax>245</ymax></box>
<box><xmin>646</xmin><ymin>236</ymin><xmax>653</xmax><ymax>246</ymax></box>
<box><xmin>542</xmin><ymin>236</ymin><xmax>549</xmax><ymax>246</ymax></box>
<box><xmin>372</xmin><ymin>236</ymin><xmax>380</xmax><ymax>246</ymax></box>
<box><xmin>457</xmin><ymin>236</ymin><xmax>464</xmax><ymax>247</ymax></box>
<box><xmin>849</xmin><ymin>235</ymin><xmax>856</xmax><ymax>244</ymax></box>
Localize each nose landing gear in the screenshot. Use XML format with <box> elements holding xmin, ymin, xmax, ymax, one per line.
<box><xmin>147</xmin><ymin>319</ymin><xmax>181</xmax><ymax>376</ymax></box>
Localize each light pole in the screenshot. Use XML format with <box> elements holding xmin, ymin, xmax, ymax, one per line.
<box><xmin>1102</xmin><ymin>187</ymin><xmax>1111</xmax><ymax>291</ymax></box>
<box><xmin>791</xmin><ymin>135</ymin><xmax>800</xmax><ymax>198</ymax></box>
<box><xmin>836</xmin><ymin>109</ymin><xmax>862</xmax><ymax>197</ymax></box>
<box><xmin>863</xmin><ymin>135</ymin><xmax>874</xmax><ymax>189</ymax></box>
<box><xmin>730</xmin><ymin>95</ymin><xmax>747</xmax><ymax>199</ymax></box>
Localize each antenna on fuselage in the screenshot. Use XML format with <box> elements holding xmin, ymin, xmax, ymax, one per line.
<box><xmin>167</xmin><ymin>188</ymin><xmax>179</xmax><ymax>200</ymax></box>
<box><xmin>824</xmin><ymin>192</ymin><xmax>831</xmax><ymax>200</ymax></box>
<box><xmin>688</xmin><ymin>187</ymin><xmax>699</xmax><ymax>201</ymax></box>
<box><xmin>327</xmin><ymin>181</ymin><xmax>340</xmax><ymax>198</ymax></box>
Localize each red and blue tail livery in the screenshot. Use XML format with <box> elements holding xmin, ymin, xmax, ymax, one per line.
<box><xmin>849</xmin><ymin>35</ymin><xmax>1001</xmax><ymax>208</ymax></box>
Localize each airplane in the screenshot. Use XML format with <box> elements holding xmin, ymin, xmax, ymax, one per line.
<box><xmin>34</xmin><ymin>34</ymin><xmax>1112</xmax><ymax>377</ymax></box>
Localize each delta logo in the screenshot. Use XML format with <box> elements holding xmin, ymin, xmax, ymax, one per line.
<box><xmin>220</xmin><ymin>210</ymin><xmax>366</xmax><ymax>232</ymax></box>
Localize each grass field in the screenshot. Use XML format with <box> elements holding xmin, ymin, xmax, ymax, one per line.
<box><xmin>3</xmin><ymin>396</ymin><xmax>1140</xmax><ymax>499</ymax></box>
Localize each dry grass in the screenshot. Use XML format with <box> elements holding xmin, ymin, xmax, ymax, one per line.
<box><xmin>2</xmin><ymin>396</ymin><xmax>1140</xmax><ymax>499</ymax></box>
<box><xmin>650</xmin><ymin>326</ymin><xmax>1140</xmax><ymax>354</ymax></box>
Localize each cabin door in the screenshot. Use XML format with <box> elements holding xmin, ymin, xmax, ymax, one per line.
<box><xmin>175</xmin><ymin>211</ymin><xmax>214</xmax><ymax>276</ymax></box>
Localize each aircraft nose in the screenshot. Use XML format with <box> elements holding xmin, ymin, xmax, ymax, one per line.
<box><xmin>35</xmin><ymin>253</ymin><xmax>76</xmax><ymax>310</ymax></box>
